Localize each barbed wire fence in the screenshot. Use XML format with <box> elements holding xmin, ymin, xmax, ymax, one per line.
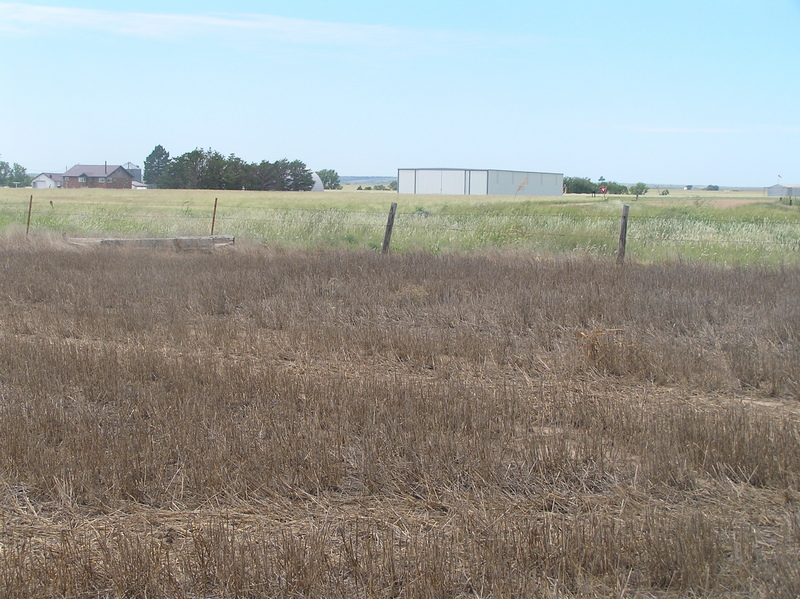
<box><xmin>2</xmin><ymin>196</ymin><xmax>799</xmax><ymax>261</ymax></box>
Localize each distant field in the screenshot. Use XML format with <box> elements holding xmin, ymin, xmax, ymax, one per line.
<box><xmin>1</xmin><ymin>187</ymin><xmax>798</xmax><ymax>264</ymax></box>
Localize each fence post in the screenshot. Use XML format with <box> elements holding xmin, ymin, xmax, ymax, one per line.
<box><xmin>26</xmin><ymin>195</ymin><xmax>33</xmax><ymax>235</ymax></box>
<box><xmin>211</xmin><ymin>198</ymin><xmax>218</xmax><ymax>236</ymax></box>
<box><xmin>616</xmin><ymin>204</ymin><xmax>629</xmax><ymax>265</ymax></box>
<box><xmin>382</xmin><ymin>202</ymin><xmax>397</xmax><ymax>254</ymax></box>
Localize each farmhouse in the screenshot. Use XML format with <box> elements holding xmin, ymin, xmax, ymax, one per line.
<box><xmin>398</xmin><ymin>168</ymin><xmax>563</xmax><ymax>196</ymax></box>
<box><xmin>62</xmin><ymin>164</ymin><xmax>135</xmax><ymax>189</ymax></box>
<box><xmin>31</xmin><ymin>173</ymin><xmax>63</xmax><ymax>189</ymax></box>
<box><xmin>766</xmin><ymin>183</ymin><xmax>800</xmax><ymax>197</ymax></box>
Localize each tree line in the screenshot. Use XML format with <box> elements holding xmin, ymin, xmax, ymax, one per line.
<box><xmin>564</xmin><ymin>176</ymin><xmax>628</xmax><ymax>195</ymax></box>
<box><xmin>0</xmin><ymin>160</ymin><xmax>32</xmax><ymax>188</ymax></box>
<box><xmin>143</xmin><ymin>145</ymin><xmax>321</xmax><ymax>191</ymax></box>
<box><xmin>563</xmin><ymin>176</ymin><xmax>650</xmax><ymax>199</ymax></box>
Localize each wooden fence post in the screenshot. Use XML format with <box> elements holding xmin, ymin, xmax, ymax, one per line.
<box><xmin>616</xmin><ymin>204</ymin><xmax>630</xmax><ymax>265</ymax></box>
<box><xmin>26</xmin><ymin>195</ymin><xmax>33</xmax><ymax>235</ymax></box>
<box><xmin>382</xmin><ymin>202</ymin><xmax>397</xmax><ymax>254</ymax></box>
<box><xmin>211</xmin><ymin>198</ymin><xmax>218</xmax><ymax>236</ymax></box>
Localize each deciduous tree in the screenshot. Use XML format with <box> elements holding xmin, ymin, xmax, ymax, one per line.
<box><xmin>630</xmin><ymin>182</ymin><xmax>649</xmax><ymax>200</ymax></box>
<box><xmin>605</xmin><ymin>181</ymin><xmax>628</xmax><ymax>195</ymax></box>
<box><xmin>563</xmin><ymin>176</ymin><xmax>597</xmax><ymax>194</ymax></box>
<box><xmin>316</xmin><ymin>169</ymin><xmax>342</xmax><ymax>190</ymax></box>
<box><xmin>0</xmin><ymin>161</ymin><xmax>11</xmax><ymax>186</ymax></box>
<box><xmin>0</xmin><ymin>161</ymin><xmax>32</xmax><ymax>187</ymax></box>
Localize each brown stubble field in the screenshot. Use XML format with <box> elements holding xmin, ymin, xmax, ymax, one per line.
<box><xmin>0</xmin><ymin>241</ymin><xmax>799</xmax><ymax>597</ymax></box>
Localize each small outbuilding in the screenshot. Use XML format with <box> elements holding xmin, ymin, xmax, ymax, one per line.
<box><xmin>31</xmin><ymin>173</ymin><xmax>63</xmax><ymax>189</ymax></box>
<box><xmin>398</xmin><ymin>168</ymin><xmax>563</xmax><ymax>196</ymax></box>
<box><xmin>766</xmin><ymin>184</ymin><xmax>800</xmax><ymax>197</ymax></box>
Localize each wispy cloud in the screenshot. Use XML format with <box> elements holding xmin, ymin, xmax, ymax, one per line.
<box><xmin>0</xmin><ymin>2</ymin><xmax>528</xmax><ymax>51</ymax></box>
<box><xmin>623</xmin><ymin>126</ymin><xmax>741</xmax><ymax>134</ymax></box>
<box><xmin>618</xmin><ymin>125</ymin><xmax>800</xmax><ymax>134</ymax></box>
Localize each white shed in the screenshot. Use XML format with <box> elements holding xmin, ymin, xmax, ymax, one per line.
<box><xmin>398</xmin><ymin>168</ymin><xmax>563</xmax><ymax>196</ymax></box>
<box><xmin>31</xmin><ymin>173</ymin><xmax>63</xmax><ymax>189</ymax></box>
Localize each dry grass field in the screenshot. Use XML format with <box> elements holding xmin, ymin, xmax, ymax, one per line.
<box><xmin>1</xmin><ymin>240</ymin><xmax>799</xmax><ymax>597</ymax></box>
<box><xmin>2</xmin><ymin>187</ymin><xmax>800</xmax><ymax>265</ymax></box>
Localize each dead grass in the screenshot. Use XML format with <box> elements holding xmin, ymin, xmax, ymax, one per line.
<box><xmin>0</xmin><ymin>243</ymin><xmax>798</xmax><ymax>597</ymax></box>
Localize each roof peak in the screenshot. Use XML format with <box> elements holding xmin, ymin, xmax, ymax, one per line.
<box><xmin>63</xmin><ymin>164</ymin><xmax>131</xmax><ymax>177</ymax></box>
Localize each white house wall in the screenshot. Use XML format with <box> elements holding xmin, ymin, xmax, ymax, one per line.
<box><xmin>31</xmin><ymin>175</ymin><xmax>58</xmax><ymax>189</ymax></box>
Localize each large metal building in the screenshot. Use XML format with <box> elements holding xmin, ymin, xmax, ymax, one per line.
<box><xmin>766</xmin><ymin>184</ymin><xmax>800</xmax><ymax>197</ymax></box>
<box><xmin>398</xmin><ymin>168</ymin><xmax>563</xmax><ymax>196</ymax></box>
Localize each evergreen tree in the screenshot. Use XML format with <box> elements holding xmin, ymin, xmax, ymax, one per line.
<box><xmin>288</xmin><ymin>160</ymin><xmax>314</xmax><ymax>191</ymax></box>
<box><xmin>143</xmin><ymin>145</ymin><xmax>171</xmax><ymax>186</ymax></box>
<box><xmin>252</xmin><ymin>160</ymin><xmax>278</xmax><ymax>191</ymax></box>
<box><xmin>151</xmin><ymin>146</ymin><xmax>315</xmax><ymax>191</ymax></box>
<box><xmin>159</xmin><ymin>148</ymin><xmax>205</xmax><ymax>189</ymax></box>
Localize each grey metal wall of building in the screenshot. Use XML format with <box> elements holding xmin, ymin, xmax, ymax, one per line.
<box><xmin>398</xmin><ymin>168</ymin><xmax>562</xmax><ymax>196</ymax></box>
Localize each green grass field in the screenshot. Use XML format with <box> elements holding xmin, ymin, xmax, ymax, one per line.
<box><xmin>1</xmin><ymin>187</ymin><xmax>798</xmax><ymax>264</ymax></box>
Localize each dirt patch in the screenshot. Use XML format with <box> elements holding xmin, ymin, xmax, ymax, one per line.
<box><xmin>707</xmin><ymin>198</ymin><xmax>773</xmax><ymax>208</ymax></box>
<box><xmin>642</xmin><ymin>198</ymin><xmax>773</xmax><ymax>208</ymax></box>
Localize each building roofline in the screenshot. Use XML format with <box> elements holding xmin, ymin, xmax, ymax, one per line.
<box><xmin>398</xmin><ymin>168</ymin><xmax>563</xmax><ymax>176</ymax></box>
<box><xmin>63</xmin><ymin>165</ymin><xmax>133</xmax><ymax>178</ymax></box>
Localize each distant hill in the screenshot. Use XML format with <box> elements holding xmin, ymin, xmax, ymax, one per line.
<box><xmin>341</xmin><ymin>176</ymin><xmax>396</xmax><ymax>186</ymax></box>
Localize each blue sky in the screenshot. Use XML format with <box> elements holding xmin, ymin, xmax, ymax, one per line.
<box><xmin>2</xmin><ymin>1</ymin><xmax>799</xmax><ymax>186</ymax></box>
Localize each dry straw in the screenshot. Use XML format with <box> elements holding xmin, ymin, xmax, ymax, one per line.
<box><xmin>0</xmin><ymin>245</ymin><xmax>798</xmax><ymax>597</ymax></box>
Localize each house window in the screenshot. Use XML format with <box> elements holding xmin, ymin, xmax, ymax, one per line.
<box><xmin>107</xmin><ymin>178</ymin><xmax>113</xmax><ymax>183</ymax></box>
<box><xmin>63</xmin><ymin>177</ymin><xmax>70</xmax><ymax>181</ymax></box>
<box><xmin>78</xmin><ymin>176</ymin><xmax>86</xmax><ymax>182</ymax></box>
<box><xmin>99</xmin><ymin>177</ymin><xmax>105</xmax><ymax>183</ymax></box>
